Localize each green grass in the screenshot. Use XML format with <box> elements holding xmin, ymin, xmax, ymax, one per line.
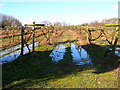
<box><xmin>1</xmin><ymin>33</ymin><xmax>46</xmax><ymax>54</ymax></box>
<box><xmin>2</xmin><ymin>35</ymin><xmax>20</xmax><ymax>43</ymax></box>
<box><xmin>2</xmin><ymin>30</ymin><xmax>119</xmax><ymax>88</ymax></box>
<box><xmin>2</xmin><ymin>42</ymin><xmax>21</xmax><ymax>51</ymax></box>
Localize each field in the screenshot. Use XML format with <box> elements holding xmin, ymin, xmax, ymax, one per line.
<box><xmin>2</xmin><ymin>26</ymin><xmax>120</xmax><ymax>88</ymax></box>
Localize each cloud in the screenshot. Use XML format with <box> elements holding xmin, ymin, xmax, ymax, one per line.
<box><xmin>0</xmin><ymin>3</ymin><xmax>5</xmax><ymax>7</ymax></box>
<box><xmin>114</xmin><ymin>4</ymin><xmax>120</xmax><ymax>10</ymax></box>
<box><xmin>88</xmin><ymin>5</ymin><xmax>95</xmax><ymax>8</ymax></box>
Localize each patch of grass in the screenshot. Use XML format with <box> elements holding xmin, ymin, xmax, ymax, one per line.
<box><xmin>2</xmin><ymin>35</ymin><xmax>20</xmax><ymax>43</ymax></box>
<box><xmin>2</xmin><ymin>42</ymin><xmax>21</xmax><ymax>51</ymax></box>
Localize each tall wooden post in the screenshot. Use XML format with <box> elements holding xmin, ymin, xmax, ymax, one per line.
<box><xmin>12</xmin><ymin>26</ymin><xmax>14</xmax><ymax>43</ymax></box>
<box><xmin>21</xmin><ymin>26</ymin><xmax>24</xmax><ymax>56</ymax></box>
<box><xmin>24</xmin><ymin>22</ymin><xmax>45</xmax><ymax>53</ymax></box>
<box><xmin>85</xmin><ymin>27</ymin><xmax>94</xmax><ymax>45</ymax></box>
<box><xmin>88</xmin><ymin>29</ymin><xmax>92</xmax><ymax>45</ymax></box>
<box><xmin>105</xmin><ymin>19</ymin><xmax>120</xmax><ymax>55</ymax></box>
<box><xmin>86</xmin><ymin>27</ymin><xmax>89</xmax><ymax>44</ymax></box>
<box><xmin>32</xmin><ymin>21</ymin><xmax>35</xmax><ymax>52</ymax></box>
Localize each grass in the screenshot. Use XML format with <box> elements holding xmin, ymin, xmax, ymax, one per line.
<box><xmin>2</xmin><ymin>31</ymin><xmax>46</xmax><ymax>51</ymax></box>
<box><xmin>1</xmin><ymin>33</ymin><xmax>46</xmax><ymax>56</ymax></box>
<box><xmin>2</xmin><ymin>42</ymin><xmax>21</xmax><ymax>51</ymax></box>
<box><xmin>2</xmin><ymin>35</ymin><xmax>20</xmax><ymax>43</ymax></box>
<box><xmin>2</xmin><ymin>30</ymin><xmax>119</xmax><ymax>88</ymax></box>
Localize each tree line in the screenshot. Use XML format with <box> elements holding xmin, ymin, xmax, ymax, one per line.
<box><xmin>80</xmin><ymin>18</ymin><xmax>118</xmax><ymax>27</ymax></box>
<box><xmin>0</xmin><ymin>13</ymin><xmax>22</xmax><ymax>28</ymax></box>
<box><xmin>0</xmin><ymin>13</ymin><xmax>118</xmax><ymax>28</ymax></box>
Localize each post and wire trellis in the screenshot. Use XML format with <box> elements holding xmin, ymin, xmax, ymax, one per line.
<box><xmin>21</xmin><ymin>21</ymin><xmax>45</xmax><ymax>56</ymax></box>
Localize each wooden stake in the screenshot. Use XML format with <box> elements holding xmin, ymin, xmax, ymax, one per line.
<box><xmin>24</xmin><ymin>21</ymin><xmax>45</xmax><ymax>53</ymax></box>
<box><xmin>105</xmin><ymin>19</ymin><xmax>120</xmax><ymax>55</ymax></box>
<box><xmin>21</xmin><ymin>26</ymin><xmax>24</xmax><ymax>56</ymax></box>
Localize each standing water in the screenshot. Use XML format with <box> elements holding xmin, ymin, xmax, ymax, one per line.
<box><xmin>109</xmin><ymin>47</ymin><xmax>120</xmax><ymax>57</ymax></box>
<box><xmin>1</xmin><ymin>44</ymin><xmax>21</xmax><ymax>56</ymax></box>
<box><xmin>0</xmin><ymin>42</ymin><xmax>39</xmax><ymax>64</ymax></box>
<box><xmin>49</xmin><ymin>43</ymin><xmax>93</xmax><ymax>65</ymax></box>
<box><xmin>49</xmin><ymin>44</ymin><xmax>66</xmax><ymax>62</ymax></box>
<box><xmin>71</xmin><ymin>43</ymin><xmax>93</xmax><ymax>65</ymax></box>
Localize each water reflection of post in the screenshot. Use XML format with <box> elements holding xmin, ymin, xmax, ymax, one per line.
<box><xmin>79</xmin><ymin>46</ymin><xmax>82</xmax><ymax>57</ymax></box>
<box><xmin>86</xmin><ymin>53</ymin><xmax>88</xmax><ymax>61</ymax></box>
<box><xmin>12</xmin><ymin>46</ymin><xmax>16</xmax><ymax>60</ymax></box>
<box><xmin>13</xmin><ymin>51</ymin><xmax>16</xmax><ymax>60</ymax></box>
<box><xmin>77</xmin><ymin>46</ymin><xmax>82</xmax><ymax>60</ymax></box>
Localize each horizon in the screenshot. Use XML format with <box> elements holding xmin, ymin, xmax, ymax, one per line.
<box><xmin>0</xmin><ymin>1</ymin><xmax>119</xmax><ymax>25</ymax></box>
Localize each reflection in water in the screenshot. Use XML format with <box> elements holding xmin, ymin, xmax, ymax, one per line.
<box><xmin>109</xmin><ymin>47</ymin><xmax>120</xmax><ymax>57</ymax></box>
<box><xmin>1</xmin><ymin>44</ymin><xmax>21</xmax><ymax>56</ymax></box>
<box><xmin>49</xmin><ymin>43</ymin><xmax>93</xmax><ymax>65</ymax></box>
<box><xmin>71</xmin><ymin>43</ymin><xmax>93</xmax><ymax>65</ymax></box>
<box><xmin>49</xmin><ymin>44</ymin><xmax>66</xmax><ymax>63</ymax></box>
<box><xmin>0</xmin><ymin>42</ymin><xmax>39</xmax><ymax>64</ymax></box>
<box><xmin>115</xmin><ymin>51</ymin><xmax>120</xmax><ymax>57</ymax></box>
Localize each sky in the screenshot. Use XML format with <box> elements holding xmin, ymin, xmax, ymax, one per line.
<box><xmin>0</xmin><ymin>0</ymin><xmax>119</xmax><ymax>25</ymax></box>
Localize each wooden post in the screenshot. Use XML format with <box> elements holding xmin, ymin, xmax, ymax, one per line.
<box><xmin>32</xmin><ymin>21</ymin><xmax>35</xmax><ymax>52</ymax></box>
<box><xmin>85</xmin><ymin>27</ymin><xmax>95</xmax><ymax>44</ymax></box>
<box><xmin>86</xmin><ymin>27</ymin><xmax>88</xmax><ymax>44</ymax></box>
<box><xmin>88</xmin><ymin>29</ymin><xmax>92</xmax><ymax>45</ymax></box>
<box><xmin>12</xmin><ymin>26</ymin><xmax>14</xmax><ymax>43</ymax></box>
<box><xmin>105</xmin><ymin>19</ymin><xmax>120</xmax><ymax>55</ymax></box>
<box><xmin>24</xmin><ymin>22</ymin><xmax>45</xmax><ymax>53</ymax></box>
<box><xmin>21</xmin><ymin>26</ymin><xmax>24</xmax><ymax>56</ymax></box>
<box><xmin>112</xmin><ymin>27</ymin><xmax>119</xmax><ymax>56</ymax></box>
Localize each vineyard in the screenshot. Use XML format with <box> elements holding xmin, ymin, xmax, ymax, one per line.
<box><xmin>1</xmin><ymin>24</ymin><xmax>120</xmax><ymax>57</ymax></box>
<box><xmin>2</xmin><ymin>21</ymin><xmax>120</xmax><ymax>88</ymax></box>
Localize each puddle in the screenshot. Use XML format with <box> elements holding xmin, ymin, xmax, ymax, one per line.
<box><xmin>0</xmin><ymin>42</ymin><xmax>39</xmax><ymax>64</ymax></box>
<box><xmin>71</xmin><ymin>43</ymin><xmax>93</xmax><ymax>65</ymax></box>
<box><xmin>115</xmin><ymin>50</ymin><xmax>120</xmax><ymax>57</ymax></box>
<box><xmin>109</xmin><ymin>47</ymin><xmax>120</xmax><ymax>57</ymax></box>
<box><xmin>1</xmin><ymin>44</ymin><xmax>21</xmax><ymax>56</ymax></box>
<box><xmin>49</xmin><ymin>44</ymin><xmax>66</xmax><ymax>62</ymax></box>
<box><xmin>49</xmin><ymin>43</ymin><xmax>93</xmax><ymax>65</ymax></box>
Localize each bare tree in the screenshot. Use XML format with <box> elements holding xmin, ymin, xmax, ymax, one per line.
<box><xmin>54</xmin><ymin>22</ymin><xmax>62</xmax><ymax>26</ymax></box>
<box><xmin>1</xmin><ymin>14</ymin><xmax>22</xmax><ymax>28</ymax></box>
<box><xmin>41</xmin><ymin>20</ymin><xmax>51</xmax><ymax>25</ymax></box>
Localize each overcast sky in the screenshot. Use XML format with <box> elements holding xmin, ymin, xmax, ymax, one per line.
<box><xmin>0</xmin><ymin>0</ymin><xmax>119</xmax><ymax>25</ymax></box>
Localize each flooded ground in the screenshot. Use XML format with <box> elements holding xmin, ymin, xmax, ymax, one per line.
<box><xmin>109</xmin><ymin>47</ymin><xmax>120</xmax><ymax>57</ymax></box>
<box><xmin>49</xmin><ymin>43</ymin><xmax>93</xmax><ymax>65</ymax></box>
<box><xmin>71</xmin><ymin>43</ymin><xmax>93</xmax><ymax>65</ymax></box>
<box><xmin>0</xmin><ymin>42</ymin><xmax>39</xmax><ymax>64</ymax></box>
<box><xmin>115</xmin><ymin>50</ymin><xmax>120</xmax><ymax>57</ymax></box>
<box><xmin>1</xmin><ymin>42</ymin><xmax>120</xmax><ymax>65</ymax></box>
<box><xmin>49</xmin><ymin>44</ymin><xmax>66</xmax><ymax>62</ymax></box>
<box><xmin>1</xmin><ymin>44</ymin><xmax>21</xmax><ymax>56</ymax></box>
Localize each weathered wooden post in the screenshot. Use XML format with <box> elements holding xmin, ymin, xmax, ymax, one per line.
<box><xmin>32</xmin><ymin>21</ymin><xmax>35</xmax><ymax>52</ymax></box>
<box><xmin>105</xmin><ymin>19</ymin><xmax>120</xmax><ymax>55</ymax></box>
<box><xmin>86</xmin><ymin>27</ymin><xmax>89</xmax><ymax>44</ymax></box>
<box><xmin>11</xmin><ymin>26</ymin><xmax>14</xmax><ymax>43</ymax></box>
<box><xmin>86</xmin><ymin>27</ymin><xmax>94</xmax><ymax>44</ymax></box>
<box><xmin>21</xmin><ymin>26</ymin><xmax>24</xmax><ymax>56</ymax></box>
<box><xmin>88</xmin><ymin>29</ymin><xmax>92</xmax><ymax>44</ymax></box>
<box><xmin>88</xmin><ymin>27</ymin><xmax>95</xmax><ymax>45</ymax></box>
<box><xmin>24</xmin><ymin>22</ymin><xmax>45</xmax><ymax>53</ymax></box>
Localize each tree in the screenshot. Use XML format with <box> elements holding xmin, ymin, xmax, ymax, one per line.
<box><xmin>41</xmin><ymin>20</ymin><xmax>51</xmax><ymax>25</ymax></box>
<box><xmin>54</xmin><ymin>22</ymin><xmax>62</xmax><ymax>26</ymax></box>
<box><xmin>0</xmin><ymin>13</ymin><xmax>22</xmax><ymax>28</ymax></box>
